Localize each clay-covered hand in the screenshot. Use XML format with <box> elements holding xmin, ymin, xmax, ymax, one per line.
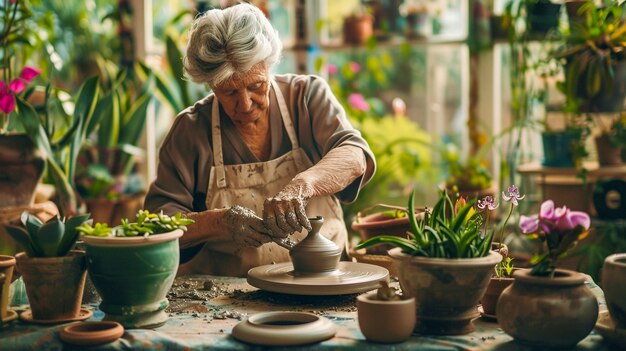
<box><xmin>263</xmin><ymin>180</ymin><xmax>313</xmax><ymax>238</ymax></box>
<box><xmin>224</xmin><ymin>205</ymin><xmax>272</xmax><ymax>248</ymax></box>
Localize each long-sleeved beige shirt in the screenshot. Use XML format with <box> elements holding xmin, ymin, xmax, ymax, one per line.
<box><xmin>144</xmin><ymin>74</ymin><xmax>376</xmax><ymax>214</ymax></box>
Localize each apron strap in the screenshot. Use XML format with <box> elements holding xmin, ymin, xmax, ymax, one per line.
<box><xmin>211</xmin><ymin>95</ymin><xmax>227</xmax><ymax>188</ymax></box>
<box><xmin>270</xmin><ymin>79</ymin><xmax>300</xmax><ymax>149</ymax></box>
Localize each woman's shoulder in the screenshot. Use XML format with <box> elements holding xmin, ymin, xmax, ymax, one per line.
<box><xmin>162</xmin><ymin>95</ymin><xmax>214</xmax><ymax>150</ymax></box>
<box><xmin>273</xmin><ymin>74</ymin><xmax>330</xmax><ymax>94</ymax></box>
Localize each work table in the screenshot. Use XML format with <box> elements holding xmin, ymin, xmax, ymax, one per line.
<box><xmin>0</xmin><ymin>275</ymin><xmax>613</xmax><ymax>350</ymax></box>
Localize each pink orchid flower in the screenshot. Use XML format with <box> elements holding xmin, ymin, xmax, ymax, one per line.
<box><xmin>326</xmin><ymin>64</ymin><xmax>337</xmax><ymax>75</ymax></box>
<box><xmin>348</xmin><ymin>93</ymin><xmax>369</xmax><ymax>112</ymax></box>
<box><xmin>0</xmin><ymin>66</ymin><xmax>42</xmax><ymax>114</ymax></box>
<box><xmin>348</xmin><ymin>61</ymin><xmax>361</xmax><ymax>73</ymax></box>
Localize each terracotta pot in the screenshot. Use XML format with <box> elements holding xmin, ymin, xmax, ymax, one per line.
<box><xmin>84</xmin><ymin>193</ymin><xmax>144</xmax><ymax>226</ymax></box>
<box><xmin>0</xmin><ymin>134</ymin><xmax>46</xmax><ymax>208</ymax></box>
<box><xmin>389</xmin><ymin>248</ymin><xmax>502</xmax><ymax>335</ymax></box>
<box><xmin>481</xmin><ymin>276</ymin><xmax>514</xmax><ymax>316</ymax></box>
<box><xmin>59</xmin><ymin>321</ymin><xmax>124</xmax><ymax>346</ymax></box>
<box><xmin>0</xmin><ymin>255</ymin><xmax>16</xmax><ymax>321</ymax></box>
<box><xmin>352</xmin><ymin>205</ymin><xmax>420</xmax><ymax>255</ymax></box>
<box><xmin>602</xmin><ymin>253</ymin><xmax>626</xmax><ymax>328</ymax></box>
<box><xmin>16</xmin><ymin>250</ymin><xmax>87</xmax><ymax>321</ymax></box>
<box><xmin>595</xmin><ymin>134</ymin><xmax>623</xmax><ymax>166</ymax></box>
<box><xmin>83</xmin><ymin>229</ymin><xmax>182</xmax><ymax>328</ymax></box>
<box><xmin>357</xmin><ymin>290</ymin><xmax>416</xmax><ymax>343</ymax></box>
<box><xmin>497</xmin><ymin>269</ymin><xmax>598</xmax><ymax>348</ymax></box>
<box><xmin>343</xmin><ymin>15</ymin><xmax>373</xmax><ymax>45</ymax></box>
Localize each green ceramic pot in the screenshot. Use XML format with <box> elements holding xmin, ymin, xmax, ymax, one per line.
<box><xmin>83</xmin><ymin>229</ymin><xmax>182</xmax><ymax>329</ymax></box>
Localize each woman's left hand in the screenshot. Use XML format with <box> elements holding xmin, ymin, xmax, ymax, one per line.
<box><xmin>263</xmin><ymin>181</ymin><xmax>313</xmax><ymax>238</ymax></box>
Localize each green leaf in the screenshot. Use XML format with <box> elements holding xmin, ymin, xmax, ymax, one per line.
<box><xmin>3</xmin><ymin>225</ymin><xmax>37</xmax><ymax>257</ymax></box>
<box><xmin>166</xmin><ymin>34</ymin><xmax>190</xmax><ymax>107</ymax></box>
<box><xmin>355</xmin><ymin>235</ymin><xmax>418</xmax><ymax>253</ymax></box>
<box><xmin>20</xmin><ymin>212</ymin><xmax>42</xmax><ymax>235</ymax></box>
<box><xmin>58</xmin><ymin>214</ymin><xmax>91</xmax><ymax>256</ymax></box>
<box><xmin>33</xmin><ymin>217</ymin><xmax>65</xmax><ymax>257</ymax></box>
<box><xmin>69</xmin><ymin>76</ymin><xmax>100</xmax><ymax>184</ymax></box>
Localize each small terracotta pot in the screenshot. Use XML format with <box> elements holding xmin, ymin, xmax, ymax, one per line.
<box><xmin>595</xmin><ymin>134</ymin><xmax>623</xmax><ymax>166</ymax></box>
<box><xmin>602</xmin><ymin>253</ymin><xmax>626</xmax><ymax>328</ymax></box>
<box><xmin>352</xmin><ymin>206</ymin><xmax>417</xmax><ymax>255</ymax></box>
<box><xmin>59</xmin><ymin>321</ymin><xmax>124</xmax><ymax>346</ymax></box>
<box><xmin>343</xmin><ymin>15</ymin><xmax>373</xmax><ymax>45</ymax></box>
<box><xmin>357</xmin><ymin>290</ymin><xmax>416</xmax><ymax>343</ymax></box>
<box><xmin>16</xmin><ymin>251</ymin><xmax>87</xmax><ymax>321</ymax></box>
<box><xmin>497</xmin><ymin>269</ymin><xmax>598</xmax><ymax>348</ymax></box>
<box><xmin>0</xmin><ymin>255</ymin><xmax>16</xmax><ymax>320</ymax></box>
<box><xmin>481</xmin><ymin>277</ymin><xmax>514</xmax><ymax>316</ymax></box>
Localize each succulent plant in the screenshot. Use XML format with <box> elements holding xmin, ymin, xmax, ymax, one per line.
<box><xmin>77</xmin><ymin>209</ymin><xmax>194</xmax><ymax>237</ymax></box>
<box><xmin>4</xmin><ymin>212</ymin><xmax>91</xmax><ymax>257</ymax></box>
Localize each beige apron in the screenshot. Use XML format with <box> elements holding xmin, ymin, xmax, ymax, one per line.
<box><xmin>182</xmin><ymin>80</ymin><xmax>347</xmax><ymax>277</ymax></box>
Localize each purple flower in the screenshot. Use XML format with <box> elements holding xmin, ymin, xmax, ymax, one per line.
<box><xmin>502</xmin><ymin>185</ymin><xmax>525</xmax><ymax>206</ymax></box>
<box><xmin>348</xmin><ymin>93</ymin><xmax>370</xmax><ymax>112</ymax></box>
<box><xmin>477</xmin><ymin>195</ymin><xmax>499</xmax><ymax>211</ymax></box>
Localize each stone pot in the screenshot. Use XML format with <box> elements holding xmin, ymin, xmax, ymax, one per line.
<box><xmin>602</xmin><ymin>253</ymin><xmax>626</xmax><ymax>328</ymax></box>
<box><xmin>83</xmin><ymin>229</ymin><xmax>182</xmax><ymax>329</ymax></box>
<box><xmin>0</xmin><ymin>134</ymin><xmax>46</xmax><ymax>208</ymax></box>
<box><xmin>388</xmin><ymin>248</ymin><xmax>502</xmax><ymax>335</ymax></box>
<box><xmin>497</xmin><ymin>269</ymin><xmax>598</xmax><ymax>348</ymax></box>
<box><xmin>595</xmin><ymin>134</ymin><xmax>623</xmax><ymax>167</ymax></box>
<box><xmin>0</xmin><ymin>255</ymin><xmax>16</xmax><ymax>322</ymax></box>
<box><xmin>16</xmin><ymin>250</ymin><xmax>87</xmax><ymax>321</ymax></box>
<box><xmin>357</xmin><ymin>290</ymin><xmax>416</xmax><ymax>343</ymax></box>
<box><xmin>481</xmin><ymin>277</ymin><xmax>514</xmax><ymax>317</ymax></box>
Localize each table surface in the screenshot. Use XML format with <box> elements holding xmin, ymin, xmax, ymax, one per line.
<box><xmin>0</xmin><ymin>275</ymin><xmax>616</xmax><ymax>351</ymax></box>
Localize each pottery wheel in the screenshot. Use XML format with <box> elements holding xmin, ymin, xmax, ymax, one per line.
<box><xmin>247</xmin><ymin>262</ymin><xmax>389</xmax><ymax>295</ymax></box>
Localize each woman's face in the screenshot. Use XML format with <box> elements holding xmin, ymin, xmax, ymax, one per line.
<box><xmin>212</xmin><ymin>63</ymin><xmax>271</xmax><ymax>125</ymax></box>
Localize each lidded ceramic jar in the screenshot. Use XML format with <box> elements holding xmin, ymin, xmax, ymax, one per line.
<box><xmin>289</xmin><ymin>216</ymin><xmax>341</xmax><ymax>274</ymax></box>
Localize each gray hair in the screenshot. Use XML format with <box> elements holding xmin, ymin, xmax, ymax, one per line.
<box><xmin>183</xmin><ymin>3</ymin><xmax>282</xmax><ymax>88</ymax></box>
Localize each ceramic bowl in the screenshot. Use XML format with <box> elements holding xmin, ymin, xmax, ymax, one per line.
<box><xmin>232</xmin><ymin>311</ymin><xmax>336</xmax><ymax>346</ymax></box>
<box><xmin>602</xmin><ymin>253</ymin><xmax>626</xmax><ymax>328</ymax></box>
<box><xmin>357</xmin><ymin>290</ymin><xmax>416</xmax><ymax>343</ymax></box>
<box><xmin>59</xmin><ymin>321</ymin><xmax>124</xmax><ymax>346</ymax></box>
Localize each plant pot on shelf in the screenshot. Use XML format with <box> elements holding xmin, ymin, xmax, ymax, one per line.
<box><xmin>357</xmin><ymin>290</ymin><xmax>416</xmax><ymax>343</ymax></box>
<box><xmin>602</xmin><ymin>253</ymin><xmax>626</xmax><ymax>328</ymax></box>
<box><xmin>0</xmin><ymin>134</ymin><xmax>45</xmax><ymax>208</ymax></box>
<box><xmin>15</xmin><ymin>250</ymin><xmax>87</xmax><ymax>322</ymax></box>
<box><xmin>84</xmin><ymin>193</ymin><xmax>145</xmax><ymax>226</ymax></box>
<box><xmin>525</xmin><ymin>1</ymin><xmax>562</xmax><ymax>35</ymax></box>
<box><xmin>565</xmin><ymin>0</ymin><xmax>587</xmax><ymax>28</ymax></box>
<box><xmin>497</xmin><ymin>269</ymin><xmax>598</xmax><ymax>348</ymax></box>
<box><xmin>343</xmin><ymin>14</ymin><xmax>374</xmax><ymax>45</ymax></box>
<box><xmin>388</xmin><ymin>248</ymin><xmax>502</xmax><ymax>335</ymax></box>
<box><xmin>595</xmin><ymin>134</ymin><xmax>623</xmax><ymax>166</ymax></box>
<box><xmin>83</xmin><ymin>229</ymin><xmax>182</xmax><ymax>329</ymax></box>
<box><xmin>541</xmin><ymin>130</ymin><xmax>580</xmax><ymax>168</ymax></box>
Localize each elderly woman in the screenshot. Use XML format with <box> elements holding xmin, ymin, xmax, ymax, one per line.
<box><xmin>145</xmin><ymin>3</ymin><xmax>375</xmax><ymax>277</ymax></box>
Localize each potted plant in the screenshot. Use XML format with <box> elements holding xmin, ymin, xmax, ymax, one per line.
<box><xmin>0</xmin><ymin>0</ymin><xmax>46</xmax><ymax>209</ymax></box>
<box><xmin>553</xmin><ymin>1</ymin><xmax>626</xmax><ymax>113</ymax></box>
<box><xmin>602</xmin><ymin>253</ymin><xmax>626</xmax><ymax>329</ymax></box>
<box><xmin>525</xmin><ymin>0</ymin><xmax>562</xmax><ymax>36</ymax></box>
<box><xmin>356</xmin><ymin>281</ymin><xmax>416</xmax><ymax>343</ymax></box>
<box><xmin>76</xmin><ymin>64</ymin><xmax>155</xmax><ymax>225</ymax></box>
<box><xmin>77</xmin><ymin>209</ymin><xmax>193</xmax><ymax>329</ymax></box>
<box><xmin>476</xmin><ymin>187</ymin><xmax>524</xmax><ymax>317</ymax></box>
<box><xmin>4</xmin><ymin>212</ymin><xmax>90</xmax><ymax>322</ymax></box>
<box><xmin>594</xmin><ymin>114</ymin><xmax>626</xmax><ymax>166</ymax></box>
<box><xmin>497</xmin><ymin>199</ymin><xmax>598</xmax><ymax>348</ymax></box>
<box><xmin>356</xmin><ymin>189</ymin><xmax>502</xmax><ymax>335</ymax></box>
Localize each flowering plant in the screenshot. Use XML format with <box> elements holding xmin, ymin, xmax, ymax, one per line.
<box><xmin>519</xmin><ymin>200</ymin><xmax>591</xmax><ymax>277</ymax></box>
<box><xmin>477</xmin><ymin>185</ymin><xmax>524</xmax><ymax>278</ymax></box>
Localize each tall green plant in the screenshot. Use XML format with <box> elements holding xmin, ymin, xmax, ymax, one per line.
<box><xmin>356</xmin><ymin>189</ymin><xmax>493</xmax><ymax>258</ymax></box>
<box><xmin>17</xmin><ymin>76</ymin><xmax>100</xmax><ymax>216</ymax></box>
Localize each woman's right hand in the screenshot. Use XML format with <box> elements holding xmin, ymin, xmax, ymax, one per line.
<box><xmin>223</xmin><ymin>205</ymin><xmax>273</xmax><ymax>248</ymax></box>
